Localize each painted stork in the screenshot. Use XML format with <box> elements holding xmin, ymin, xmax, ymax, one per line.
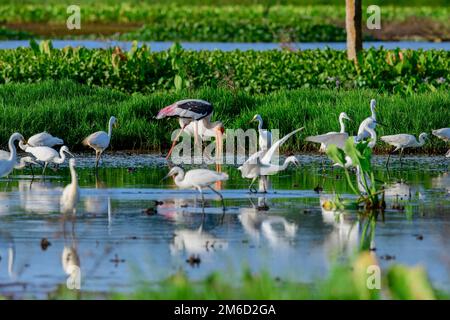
<box><xmin>156</xmin><ymin>99</ymin><xmax>224</xmax><ymax>161</ymax></box>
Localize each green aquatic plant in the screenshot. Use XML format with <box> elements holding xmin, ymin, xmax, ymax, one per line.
<box><xmin>326</xmin><ymin>139</ymin><xmax>385</xmax><ymax>210</ymax></box>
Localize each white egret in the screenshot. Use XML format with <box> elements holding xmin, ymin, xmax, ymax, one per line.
<box><xmin>163</xmin><ymin>167</ymin><xmax>229</xmax><ymax>209</ymax></box>
<box><xmin>60</xmin><ymin>158</ymin><xmax>80</xmax><ymax>215</ymax></box>
<box><xmin>0</xmin><ymin>133</ymin><xmax>25</xmax><ymax>178</ymax></box>
<box><xmin>0</xmin><ymin>150</ymin><xmax>38</xmax><ymax>172</ymax></box>
<box><xmin>381</xmin><ymin>133</ymin><xmax>428</xmax><ymax>167</ymax></box>
<box><xmin>83</xmin><ymin>116</ymin><xmax>117</xmax><ymax>168</ymax></box>
<box><xmin>432</xmin><ymin>128</ymin><xmax>450</xmax><ymax>157</ymax></box>
<box><xmin>334</xmin><ymin>122</ymin><xmax>378</xmax><ymax>168</ymax></box>
<box><xmin>317</xmin><ymin>112</ymin><xmax>352</xmax><ymax>152</ymax></box>
<box><xmin>23</xmin><ymin>145</ymin><xmax>74</xmax><ymax>176</ymax></box>
<box><xmin>251</xmin><ymin>114</ymin><xmax>272</xmax><ymax>151</ymax></box>
<box><xmin>357</xmin><ymin>99</ymin><xmax>377</xmax><ymax>141</ymax></box>
<box><xmin>27</xmin><ymin>132</ymin><xmax>64</xmax><ymax>148</ymax></box>
<box><xmin>238</xmin><ymin>127</ymin><xmax>303</xmax><ymax>192</ymax></box>
<box><xmin>251</xmin><ymin>114</ymin><xmax>273</xmax><ymax>191</ymax></box>
<box><xmin>308</xmin><ymin>119</ymin><xmax>377</xmax><ymax>157</ymax></box>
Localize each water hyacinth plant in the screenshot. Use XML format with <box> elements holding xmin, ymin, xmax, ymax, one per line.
<box><xmin>326</xmin><ymin>138</ymin><xmax>385</xmax><ymax>210</ymax></box>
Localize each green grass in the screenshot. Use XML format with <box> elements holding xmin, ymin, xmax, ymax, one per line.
<box><xmin>0</xmin><ymin>3</ymin><xmax>448</xmax><ymax>41</ymax></box>
<box><xmin>1</xmin><ymin>44</ymin><xmax>449</xmax><ymax>94</ymax></box>
<box><xmin>0</xmin><ymin>80</ymin><xmax>448</xmax><ymax>154</ymax></box>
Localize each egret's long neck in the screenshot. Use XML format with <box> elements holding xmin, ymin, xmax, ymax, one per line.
<box><xmin>70</xmin><ymin>164</ymin><xmax>78</xmax><ymax>187</ymax></box>
<box><xmin>108</xmin><ymin>119</ymin><xmax>114</xmax><ymax>138</ymax></box>
<box><xmin>257</xmin><ymin>118</ymin><xmax>263</xmax><ymax>130</ymax></box>
<box><xmin>173</xmin><ymin>171</ymin><xmax>186</xmax><ymax>187</ymax></box>
<box><xmin>7</xmin><ymin>137</ymin><xmax>17</xmax><ymax>162</ymax></box>
<box><xmin>367</xmin><ymin>128</ymin><xmax>377</xmax><ymax>148</ymax></box>
<box><xmin>56</xmin><ymin>149</ymin><xmax>67</xmax><ymax>164</ymax></box>
<box><xmin>339</xmin><ymin>116</ymin><xmax>346</xmax><ymax>133</ymax></box>
<box><xmin>371</xmin><ymin>105</ymin><xmax>376</xmax><ymax>120</ymax></box>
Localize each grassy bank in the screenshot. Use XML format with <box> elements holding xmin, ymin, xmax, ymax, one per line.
<box><xmin>1</xmin><ymin>44</ymin><xmax>449</xmax><ymax>95</ymax></box>
<box><xmin>0</xmin><ymin>80</ymin><xmax>448</xmax><ymax>154</ymax></box>
<box><xmin>0</xmin><ymin>4</ymin><xmax>448</xmax><ymax>41</ymax></box>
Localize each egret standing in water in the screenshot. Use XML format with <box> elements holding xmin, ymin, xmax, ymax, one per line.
<box><xmin>163</xmin><ymin>167</ymin><xmax>228</xmax><ymax>209</ymax></box>
<box><xmin>357</xmin><ymin>99</ymin><xmax>377</xmax><ymax>141</ymax></box>
<box><xmin>22</xmin><ymin>145</ymin><xmax>74</xmax><ymax>176</ymax></box>
<box><xmin>0</xmin><ymin>150</ymin><xmax>38</xmax><ymax>174</ymax></box>
<box><xmin>251</xmin><ymin>114</ymin><xmax>272</xmax><ymax>151</ymax></box>
<box><xmin>432</xmin><ymin>128</ymin><xmax>450</xmax><ymax>157</ymax></box>
<box><xmin>0</xmin><ymin>133</ymin><xmax>25</xmax><ymax>178</ymax></box>
<box><xmin>251</xmin><ymin>114</ymin><xmax>273</xmax><ymax>192</ymax></box>
<box><xmin>27</xmin><ymin>132</ymin><xmax>64</xmax><ymax>148</ymax></box>
<box><xmin>60</xmin><ymin>158</ymin><xmax>80</xmax><ymax>215</ymax></box>
<box><xmin>238</xmin><ymin>128</ymin><xmax>303</xmax><ymax>192</ymax></box>
<box><xmin>317</xmin><ymin>112</ymin><xmax>352</xmax><ymax>152</ymax></box>
<box><xmin>381</xmin><ymin>132</ymin><xmax>428</xmax><ymax>167</ymax></box>
<box><xmin>83</xmin><ymin>116</ymin><xmax>117</xmax><ymax>169</ymax></box>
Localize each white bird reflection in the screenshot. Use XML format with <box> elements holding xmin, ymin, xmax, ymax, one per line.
<box><xmin>383</xmin><ymin>180</ymin><xmax>425</xmax><ymax>201</ymax></box>
<box><xmin>320</xmin><ymin>195</ymin><xmax>359</xmax><ymax>256</ymax></box>
<box><xmin>61</xmin><ymin>220</ymin><xmax>81</xmax><ymax>290</ymax></box>
<box><xmin>170</xmin><ymin>221</ymin><xmax>228</xmax><ymax>255</ymax></box>
<box><xmin>432</xmin><ymin>173</ymin><xmax>450</xmax><ymax>194</ymax></box>
<box><xmin>238</xmin><ymin>197</ymin><xmax>297</xmax><ymax>248</ymax></box>
<box><xmin>18</xmin><ymin>180</ymin><xmax>63</xmax><ymax>214</ymax></box>
<box><xmin>0</xmin><ymin>231</ymin><xmax>16</xmax><ymax>280</ymax></box>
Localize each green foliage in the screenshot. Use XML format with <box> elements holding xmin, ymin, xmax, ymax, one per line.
<box><xmin>0</xmin><ymin>27</ymin><xmax>33</xmax><ymax>40</ymax></box>
<box><xmin>0</xmin><ymin>3</ymin><xmax>448</xmax><ymax>24</ymax></box>
<box><xmin>0</xmin><ymin>4</ymin><xmax>448</xmax><ymax>41</ymax></box>
<box><xmin>0</xmin><ymin>80</ymin><xmax>448</xmax><ymax>153</ymax></box>
<box><xmin>0</xmin><ymin>44</ymin><xmax>449</xmax><ymax>95</ymax></box>
<box><xmin>387</xmin><ymin>265</ymin><xmax>436</xmax><ymax>300</ymax></box>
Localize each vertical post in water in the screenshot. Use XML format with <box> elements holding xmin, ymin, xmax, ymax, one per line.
<box><xmin>346</xmin><ymin>0</ymin><xmax>362</xmax><ymax>61</ymax></box>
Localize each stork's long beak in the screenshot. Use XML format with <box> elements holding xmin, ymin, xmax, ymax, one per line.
<box><xmin>67</xmin><ymin>151</ymin><xmax>75</xmax><ymax>158</ymax></box>
<box><xmin>376</xmin><ymin>121</ymin><xmax>386</xmax><ymax>127</ymax></box>
<box><xmin>161</xmin><ymin>173</ymin><xmax>172</xmax><ymax>181</ymax></box>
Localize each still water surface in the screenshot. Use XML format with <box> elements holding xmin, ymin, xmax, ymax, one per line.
<box><xmin>0</xmin><ymin>153</ymin><xmax>449</xmax><ymax>298</ymax></box>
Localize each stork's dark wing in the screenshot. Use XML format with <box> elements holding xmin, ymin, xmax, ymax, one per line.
<box><xmin>176</xmin><ymin>99</ymin><xmax>213</xmax><ymax>120</ymax></box>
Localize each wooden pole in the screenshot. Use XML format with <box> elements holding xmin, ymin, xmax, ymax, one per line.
<box><xmin>346</xmin><ymin>0</ymin><xmax>363</xmax><ymax>61</ymax></box>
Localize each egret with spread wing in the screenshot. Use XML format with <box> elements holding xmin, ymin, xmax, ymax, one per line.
<box><xmin>238</xmin><ymin>127</ymin><xmax>303</xmax><ymax>192</ymax></box>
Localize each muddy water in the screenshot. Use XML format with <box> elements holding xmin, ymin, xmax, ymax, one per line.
<box><xmin>0</xmin><ymin>153</ymin><xmax>449</xmax><ymax>298</ymax></box>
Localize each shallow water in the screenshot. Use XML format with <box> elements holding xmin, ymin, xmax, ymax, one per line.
<box><xmin>1</xmin><ymin>40</ymin><xmax>449</xmax><ymax>51</ymax></box>
<box><xmin>0</xmin><ymin>153</ymin><xmax>449</xmax><ymax>298</ymax></box>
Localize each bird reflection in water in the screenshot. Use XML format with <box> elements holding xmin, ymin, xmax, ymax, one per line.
<box><xmin>238</xmin><ymin>197</ymin><xmax>297</xmax><ymax>248</ymax></box>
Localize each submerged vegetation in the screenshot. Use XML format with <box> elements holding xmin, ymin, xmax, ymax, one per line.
<box><xmin>0</xmin><ymin>80</ymin><xmax>448</xmax><ymax>153</ymax></box>
<box><xmin>0</xmin><ymin>43</ymin><xmax>449</xmax><ymax>94</ymax></box>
